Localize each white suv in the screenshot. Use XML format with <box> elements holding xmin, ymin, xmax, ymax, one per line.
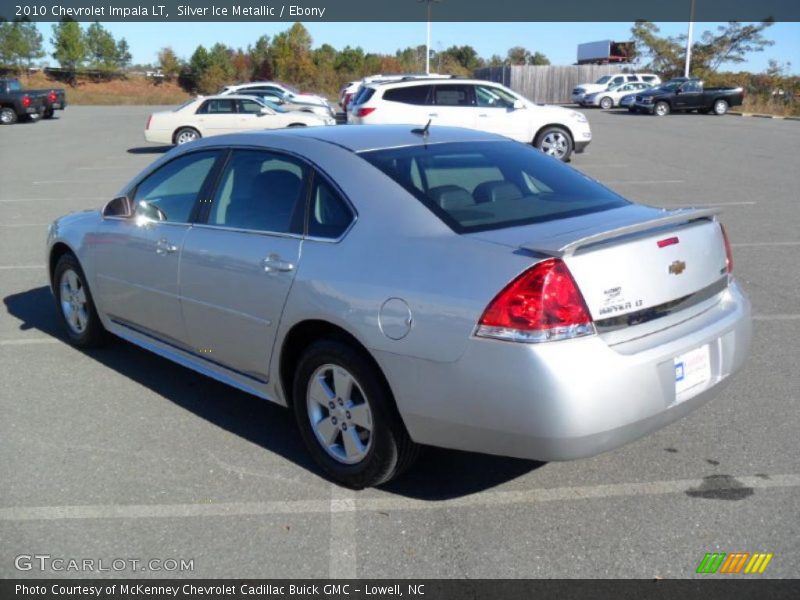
<box><xmin>572</xmin><ymin>73</ymin><xmax>661</xmax><ymax>104</ymax></box>
<box><xmin>347</xmin><ymin>78</ymin><xmax>592</xmax><ymax>161</ymax></box>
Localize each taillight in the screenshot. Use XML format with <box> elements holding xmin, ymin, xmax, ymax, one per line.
<box><xmin>720</xmin><ymin>223</ymin><xmax>733</xmax><ymax>274</ymax></box>
<box><xmin>356</xmin><ymin>107</ymin><xmax>376</xmax><ymax>118</ymax></box>
<box><xmin>476</xmin><ymin>258</ymin><xmax>595</xmax><ymax>343</ymax></box>
<box><xmin>145</xmin><ymin>114</ymin><xmax>152</xmax><ymax>130</ymax></box>
<box><xmin>48</xmin><ymin>91</ymin><xmax>57</xmax><ymax>102</ymax></box>
<box><xmin>22</xmin><ymin>95</ymin><xmax>30</xmax><ymax>108</ymax></box>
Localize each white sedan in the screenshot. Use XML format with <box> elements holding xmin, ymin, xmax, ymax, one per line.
<box><xmin>581</xmin><ymin>82</ymin><xmax>653</xmax><ymax>109</ymax></box>
<box><xmin>144</xmin><ymin>95</ymin><xmax>334</xmax><ymax>145</ymax></box>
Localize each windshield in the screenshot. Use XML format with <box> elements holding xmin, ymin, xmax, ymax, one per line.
<box><xmin>595</xmin><ymin>76</ymin><xmax>612</xmax><ymax>85</ymax></box>
<box><xmin>260</xmin><ymin>99</ymin><xmax>287</xmax><ymax>113</ymax></box>
<box><xmin>360</xmin><ymin>141</ymin><xmax>628</xmax><ymax>234</ymax></box>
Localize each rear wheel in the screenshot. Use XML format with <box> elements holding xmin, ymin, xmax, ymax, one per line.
<box><xmin>44</xmin><ymin>108</ymin><xmax>54</xmax><ymax>119</ymax></box>
<box><xmin>293</xmin><ymin>338</ymin><xmax>420</xmax><ymax>488</ymax></box>
<box><xmin>53</xmin><ymin>254</ymin><xmax>107</xmax><ymax>348</ymax></box>
<box><xmin>0</xmin><ymin>107</ymin><xmax>18</xmax><ymax>125</ymax></box>
<box><xmin>174</xmin><ymin>127</ymin><xmax>200</xmax><ymax>145</ymax></box>
<box><xmin>713</xmin><ymin>99</ymin><xmax>729</xmax><ymax>115</ymax></box>
<box><xmin>654</xmin><ymin>101</ymin><xmax>670</xmax><ymax>116</ymax></box>
<box><xmin>534</xmin><ymin>126</ymin><xmax>573</xmax><ymax>161</ymax></box>
<box><xmin>599</xmin><ymin>96</ymin><xmax>613</xmax><ymax>110</ymax></box>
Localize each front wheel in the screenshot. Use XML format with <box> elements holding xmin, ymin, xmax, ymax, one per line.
<box><xmin>0</xmin><ymin>107</ymin><xmax>18</xmax><ymax>125</ymax></box>
<box><xmin>534</xmin><ymin>126</ymin><xmax>574</xmax><ymax>161</ymax></box>
<box><xmin>654</xmin><ymin>101</ymin><xmax>670</xmax><ymax>116</ymax></box>
<box><xmin>174</xmin><ymin>127</ymin><xmax>200</xmax><ymax>145</ymax></box>
<box><xmin>53</xmin><ymin>254</ymin><xmax>107</xmax><ymax>348</ymax></box>
<box><xmin>713</xmin><ymin>99</ymin><xmax>729</xmax><ymax>115</ymax></box>
<box><xmin>293</xmin><ymin>339</ymin><xmax>420</xmax><ymax>488</ymax></box>
<box><xmin>599</xmin><ymin>96</ymin><xmax>613</xmax><ymax>110</ymax></box>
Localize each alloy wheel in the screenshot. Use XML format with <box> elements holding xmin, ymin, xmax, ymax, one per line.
<box><xmin>540</xmin><ymin>131</ymin><xmax>569</xmax><ymax>159</ymax></box>
<box><xmin>59</xmin><ymin>269</ymin><xmax>89</xmax><ymax>334</ymax></box>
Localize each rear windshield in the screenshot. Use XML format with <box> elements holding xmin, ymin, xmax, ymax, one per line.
<box><xmin>360</xmin><ymin>141</ymin><xmax>628</xmax><ymax>233</ymax></box>
<box><xmin>353</xmin><ymin>87</ymin><xmax>375</xmax><ymax>105</ymax></box>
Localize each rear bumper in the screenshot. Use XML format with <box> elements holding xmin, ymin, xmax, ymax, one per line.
<box><xmin>379</xmin><ymin>281</ymin><xmax>751</xmax><ymax>461</ymax></box>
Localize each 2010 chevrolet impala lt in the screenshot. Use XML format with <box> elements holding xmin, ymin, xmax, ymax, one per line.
<box><xmin>46</xmin><ymin>125</ymin><xmax>751</xmax><ymax>488</ymax></box>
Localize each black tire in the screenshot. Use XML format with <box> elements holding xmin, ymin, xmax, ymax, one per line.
<box><xmin>292</xmin><ymin>338</ymin><xmax>420</xmax><ymax>488</ymax></box>
<box><xmin>0</xmin><ymin>107</ymin><xmax>18</xmax><ymax>125</ymax></box>
<box><xmin>654</xmin><ymin>101</ymin><xmax>670</xmax><ymax>116</ymax></box>
<box><xmin>53</xmin><ymin>253</ymin><xmax>107</xmax><ymax>348</ymax></box>
<box><xmin>173</xmin><ymin>127</ymin><xmax>201</xmax><ymax>145</ymax></box>
<box><xmin>599</xmin><ymin>96</ymin><xmax>613</xmax><ymax>110</ymax></box>
<box><xmin>287</xmin><ymin>123</ymin><xmax>307</xmax><ymax>128</ymax></box>
<box><xmin>713</xmin><ymin>99</ymin><xmax>729</xmax><ymax>115</ymax></box>
<box><xmin>533</xmin><ymin>126</ymin><xmax>574</xmax><ymax>162</ymax></box>
<box><xmin>44</xmin><ymin>108</ymin><xmax>54</xmax><ymax>119</ymax></box>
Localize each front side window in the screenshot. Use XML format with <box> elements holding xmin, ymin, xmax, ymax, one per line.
<box><xmin>308</xmin><ymin>178</ymin><xmax>354</xmax><ymax>239</ymax></box>
<box><xmin>238</xmin><ymin>99</ymin><xmax>264</xmax><ymax>114</ymax></box>
<box><xmin>196</xmin><ymin>99</ymin><xmax>236</xmax><ymax>114</ymax></box>
<box><xmin>611</xmin><ymin>76</ymin><xmax>625</xmax><ymax>86</ymax></box>
<box><xmin>432</xmin><ymin>85</ymin><xmax>473</xmax><ymax>106</ymax></box>
<box><xmin>361</xmin><ymin>141</ymin><xmax>628</xmax><ymax>234</ymax></box>
<box><xmin>208</xmin><ymin>150</ymin><xmax>307</xmax><ymax>234</ymax></box>
<box><xmin>681</xmin><ymin>81</ymin><xmax>701</xmax><ymax>93</ymax></box>
<box><xmin>133</xmin><ymin>151</ymin><xmax>219</xmax><ymax>223</ymax></box>
<box><xmin>475</xmin><ymin>85</ymin><xmax>517</xmax><ymax>108</ymax></box>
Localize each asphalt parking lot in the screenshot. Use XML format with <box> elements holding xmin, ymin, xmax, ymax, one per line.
<box><xmin>1</xmin><ymin>106</ymin><xmax>798</xmax><ymax>579</ymax></box>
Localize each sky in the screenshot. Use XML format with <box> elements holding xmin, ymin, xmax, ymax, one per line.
<box><xmin>33</xmin><ymin>21</ymin><xmax>800</xmax><ymax>74</ymax></box>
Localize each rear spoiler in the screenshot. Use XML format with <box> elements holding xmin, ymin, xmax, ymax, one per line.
<box><xmin>520</xmin><ymin>207</ymin><xmax>721</xmax><ymax>257</ymax></box>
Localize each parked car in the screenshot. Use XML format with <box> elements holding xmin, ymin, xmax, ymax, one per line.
<box><xmin>572</xmin><ymin>73</ymin><xmax>661</xmax><ymax>104</ymax></box>
<box><xmin>344</xmin><ymin>74</ymin><xmax>447</xmax><ymax>113</ymax></box>
<box><xmin>633</xmin><ymin>77</ymin><xmax>744</xmax><ymax>117</ymax></box>
<box><xmin>339</xmin><ymin>80</ymin><xmax>360</xmax><ymax>110</ymax></box>
<box><xmin>632</xmin><ymin>78</ymin><xmax>745</xmax><ymax>116</ymax></box>
<box><xmin>144</xmin><ymin>95</ymin><xmax>333</xmax><ymax>145</ymax></box>
<box><xmin>347</xmin><ymin>78</ymin><xmax>591</xmax><ymax>161</ymax></box>
<box><xmin>619</xmin><ymin>93</ymin><xmax>637</xmax><ymax>110</ymax></box>
<box><xmin>1</xmin><ymin>78</ymin><xmax>66</xmax><ymax>120</ymax></box>
<box><xmin>220</xmin><ymin>82</ymin><xmax>330</xmax><ymax>110</ymax></box>
<box><xmin>581</xmin><ymin>82</ymin><xmax>653</xmax><ymax>109</ymax></box>
<box><xmin>232</xmin><ymin>89</ymin><xmax>335</xmax><ymax>119</ymax></box>
<box><xmin>0</xmin><ymin>79</ymin><xmax>47</xmax><ymax>124</ymax></box>
<box><xmin>46</xmin><ymin>125</ymin><xmax>750</xmax><ymax>488</ymax></box>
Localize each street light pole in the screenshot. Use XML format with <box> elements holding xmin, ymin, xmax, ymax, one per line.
<box><xmin>684</xmin><ymin>0</ymin><xmax>696</xmax><ymax>78</ymax></box>
<box><xmin>419</xmin><ymin>0</ymin><xmax>440</xmax><ymax>75</ymax></box>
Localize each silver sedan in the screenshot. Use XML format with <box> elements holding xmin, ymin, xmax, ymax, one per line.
<box><xmin>47</xmin><ymin>125</ymin><xmax>751</xmax><ymax>488</ymax></box>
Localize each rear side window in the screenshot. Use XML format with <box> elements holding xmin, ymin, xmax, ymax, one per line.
<box><xmin>383</xmin><ymin>85</ymin><xmax>431</xmax><ymax>105</ymax></box>
<box><xmin>432</xmin><ymin>85</ymin><xmax>473</xmax><ymax>106</ymax></box>
<box><xmin>307</xmin><ymin>178</ymin><xmax>354</xmax><ymax>239</ymax></box>
<box><xmin>360</xmin><ymin>142</ymin><xmax>628</xmax><ymax>234</ymax></box>
<box><xmin>626</xmin><ymin>75</ymin><xmax>638</xmax><ymax>82</ymax></box>
<box><xmin>196</xmin><ymin>99</ymin><xmax>236</xmax><ymax>114</ymax></box>
<box><xmin>208</xmin><ymin>150</ymin><xmax>307</xmax><ymax>234</ymax></box>
<box><xmin>642</xmin><ymin>75</ymin><xmax>656</xmax><ymax>82</ymax></box>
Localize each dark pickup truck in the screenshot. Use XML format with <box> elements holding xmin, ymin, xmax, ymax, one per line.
<box><xmin>632</xmin><ymin>78</ymin><xmax>744</xmax><ymax>116</ymax></box>
<box><xmin>0</xmin><ymin>81</ymin><xmax>47</xmax><ymax>125</ymax></box>
<box><xmin>0</xmin><ymin>78</ymin><xmax>67</xmax><ymax>120</ymax></box>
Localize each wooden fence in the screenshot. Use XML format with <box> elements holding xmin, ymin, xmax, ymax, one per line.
<box><xmin>474</xmin><ymin>65</ymin><xmax>626</xmax><ymax>104</ymax></box>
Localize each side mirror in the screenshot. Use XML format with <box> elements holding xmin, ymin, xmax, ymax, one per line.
<box><xmin>102</xmin><ymin>196</ymin><xmax>132</xmax><ymax>218</ymax></box>
<box><xmin>259</xmin><ymin>107</ymin><xmax>271</xmax><ymax>115</ymax></box>
<box><xmin>513</xmin><ymin>99</ymin><xmax>525</xmax><ymax>110</ymax></box>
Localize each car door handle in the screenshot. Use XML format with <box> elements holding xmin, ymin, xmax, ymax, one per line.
<box><xmin>262</xmin><ymin>254</ymin><xmax>295</xmax><ymax>273</ymax></box>
<box><xmin>155</xmin><ymin>238</ymin><xmax>178</xmax><ymax>255</ymax></box>
<box><xmin>478</xmin><ymin>114</ymin><xmax>489</xmax><ymax>117</ymax></box>
<box><xmin>428</xmin><ymin>113</ymin><xmax>438</xmax><ymax>117</ymax></box>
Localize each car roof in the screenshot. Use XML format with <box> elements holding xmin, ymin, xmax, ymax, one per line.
<box><xmin>366</xmin><ymin>78</ymin><xmax>497</xmax><ymax>90</ymax></box>
<box><xmin>200</xmin><ymin>124</ymin><xmax>508</xmax><ymax>153</ymax></box>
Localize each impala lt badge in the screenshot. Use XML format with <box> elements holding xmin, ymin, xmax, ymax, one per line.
<box><xmin>669</xmin><ymin>260</ymin><xmax>687</xmax><ymax>275</ymax></box>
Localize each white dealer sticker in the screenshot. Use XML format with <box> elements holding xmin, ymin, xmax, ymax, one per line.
<box><xmin>674</xmin><ymin>344</ymin><xmax>712</xmax><ymax>404</ymax></box>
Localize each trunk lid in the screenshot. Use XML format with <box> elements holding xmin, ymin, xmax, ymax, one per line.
<box><xmin>468</xmin><ymin>205</ymin><xmax>728</xmax><ymax>324</ymax></box>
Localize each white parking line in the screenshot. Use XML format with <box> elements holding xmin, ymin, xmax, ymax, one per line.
<box><xmin>604</xmin><ymin>179</ymin><xmax>685</xmax><ymax>185</ymax></box>
<box><xmin>0</xmin><ymin>265</ymin><xmax>43</xmax><ymax>270</ymax></box>
<box><xmin>329</xmin><ymin>485</ymin><xmax>357</xmax><ymax>578</ymax></box>
<box><xmin>732</xmin><ymin>241</ymin><xmax>800</xmax><ymax>247</ymax></box>
<box><xmin>1</xmin><ymin>473</ymin><xmax>797</xmax><ymax>522</ymax></box>
<box><xmin>752</xmin><ymin>314</ymin><xmax>800</xmax><ymax>321</ymax></box>
<box><xmin>0</xmin><ymin>339</ymin><xmax>61</xmax><ymax>346</ymax></box>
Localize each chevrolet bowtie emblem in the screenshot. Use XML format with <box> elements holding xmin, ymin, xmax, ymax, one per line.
<box><xmin>669</xmin><ymin>260</ymin><xmax>687</xmax><ymax>275</ymax></box>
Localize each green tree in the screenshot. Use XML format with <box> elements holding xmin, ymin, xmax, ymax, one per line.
<box><xmin>529</xmin><ymin>51</ymin><xmax>550</xmax><ymax>66</ymax></box>
<box><xmin>441</xmin><ymin>45</ymin><xmax>482</xmax><ymax>72</ymax></box>
<box><xmin>506</xmin><ymin>46</ymin><xmax>530</xmax><ymax>66</ymax></box>
<box><xmin>271</xmin><ymin>23</ymin><xmax>315</xmax><ymax>87</ymax></box>
<box><xmin>486</xmin><ymin>54</ymin><xmax>505</xmax><ymax>68</ymax></box>
<box><xmin>85</xmin><ymin>22</ymin><xmax>118</xmax><ymax>71</ymax></box>
<box><xmin>157</xmin><ymin>46</ymin><xmax>182</xmax><ymax>80</ymax></box>
<box><xmin>248</xmin><ymin>35</ymin><xmax>273</xmax><ymax>79</ymax></box>
<box><xmin>334</xmin><ymin>45</ymin><xmax>365</xmax><ymax>75</ymax></box>
<box><xmin>0</xmin><ymin>19</ymin><xmax>44</xmax><ymax>74</ymax></box>
<box><xmin>51</xmin><ymin>19</ymin><xmax>86</xmax><ymax>78</ymax></box>
<box><xmin>189</xmin><ymin>45</ymin><xmax>210</xmax><ymax>77</ymax></box>
<box><xmin>115</xmin><ymin>38</ymin><xmax>131</xmax><ymax>69</ymax></box>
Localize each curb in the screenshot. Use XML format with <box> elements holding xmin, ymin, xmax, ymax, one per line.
<box><xmin>729</xmin><ymin>111</ymin><xmax>800</xmax><ymax>121</ymax></box>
